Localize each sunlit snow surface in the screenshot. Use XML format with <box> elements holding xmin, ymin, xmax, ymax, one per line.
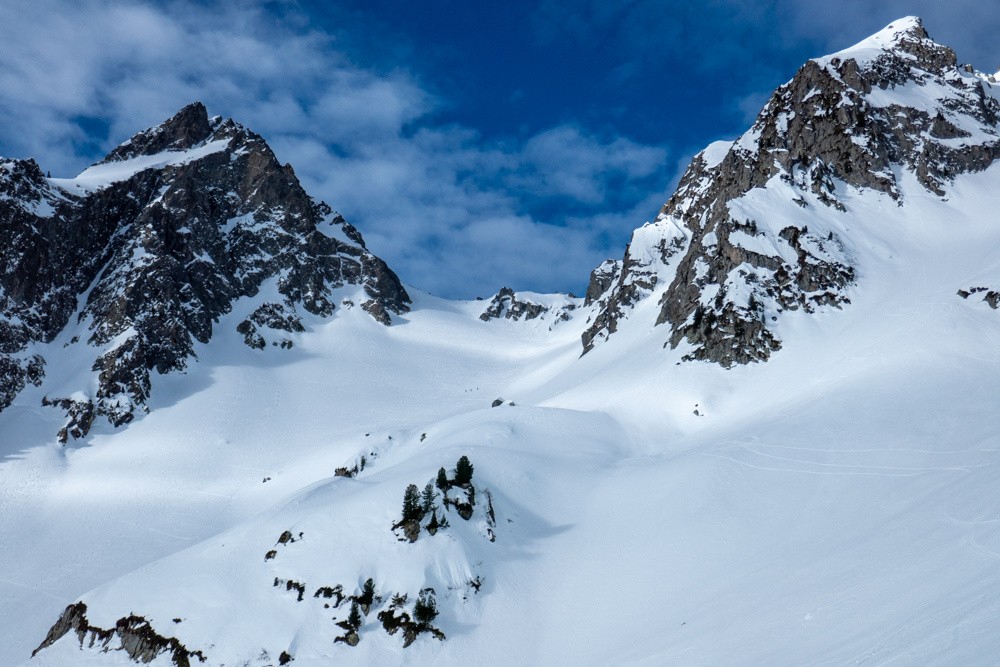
<box><xmin>3</xmin><ymin>159</ymin><xmax>1000</xmax><ymax>665</ymax></box>
<box><xmin>47</xmin><ymin>140</ymin><xmax>231</xmax><ymax>193</ymax></box>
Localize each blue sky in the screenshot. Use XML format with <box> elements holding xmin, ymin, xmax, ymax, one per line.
<box><xmin>1</xmin><ymin>1</ymin><xmax>998</xmax><ymax>298</ymax></box>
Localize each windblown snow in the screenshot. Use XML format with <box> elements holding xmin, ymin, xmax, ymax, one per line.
<box><xmin>49</xmin><ymin>140</ymin><xmax>231</xmax><ymax>193</ymax></box>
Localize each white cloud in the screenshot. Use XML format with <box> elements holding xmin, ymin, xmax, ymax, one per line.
<box><xmin>514</xmin><ymin>126</ymin><xmax>666</xmax><ymax>203</ymax></box>
<box><xmin>0</xmin><ymin>0</ymin><xmax>671</xmax><ymax>298</ymax></box>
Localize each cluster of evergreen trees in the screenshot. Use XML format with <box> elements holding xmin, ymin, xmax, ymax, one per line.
<box><xmin>399</xmin><ymin>456</ymin><xmax>475</xmax><ymax>531</ymax></box>
<box><xmin>378</xmin><ymin>458</ymin><xmax>481</xmax><ymax>647</ymax></box>
<box><xmin>441</xmin><ymin>455</ymin><xmax>474</xmax><ymax>489</ymax></box>
<box><xmin>413</xmin><ymin>588</ymin><xmax>439</xmax><ymax>626</ymax></box>
<box><xmin>336</xmin><ymin>577</ymin><xmax>377</xmax><ymax>645</ymax></box>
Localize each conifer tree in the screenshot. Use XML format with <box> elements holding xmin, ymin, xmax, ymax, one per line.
<box><xmin>348</xmin><ymin>600</ymin><xmax>362</xmax><ymax>631</ymax></box>
<box><xmin>436</xmin><ymin>467</ymin><xmax>449</xmax><ymax>491</ymax></box>
<box><xmin>413</xmin><ymin>588</ymin><xmax>438</xmax><ymax>626</ymax></box>
<box><xmin>421</xmin><ymin>482</ymin><xmax>437</xmax><ymax>514</ymax></box>
<box><xmin>455</xmin><ymin>456</ymin><xmax>474</xmax><ymax>486</ymax></box>
<box><xmin>362</xmin><ymin>578</ymin><xmax>375</xmax><ymax>601</ymax></box>
<box><xmin>402</xmin><ymin>484</ymin><xmax>421</xmax><ymax>521</ymax></box>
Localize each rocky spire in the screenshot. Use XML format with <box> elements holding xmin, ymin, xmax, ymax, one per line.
<box><xmin>100</xmin><ymin>101</ymin><xmax>214</xmax><ymax>163</ymax></box>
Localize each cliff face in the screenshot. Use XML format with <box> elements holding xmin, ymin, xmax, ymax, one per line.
<box><xmin>0</xmin><ymin>102</ymin><xmax>409</xmax><ymax>438</ymax></box>
<box><xmin>584</xmin><ymin>17</ymin><xmax>1000</xmax><ymax>366</ymax></box>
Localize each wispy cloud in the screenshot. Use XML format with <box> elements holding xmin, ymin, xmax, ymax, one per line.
<box><xmin>0</xmin><ymin>0</ymin><xmax>672</xmax><ymax>298</ymax></box>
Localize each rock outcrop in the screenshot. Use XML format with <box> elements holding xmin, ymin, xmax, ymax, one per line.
<box><xmin>958</xmin><ymin>286</ymin><xmax>1000</xmax><ymax>309</ymax></box>
<box><xmin>32</xmin><ymin>602</ymin><xmax>206</xmax><ymax>667</ymax></box>
<box><xmin>479</xmin><ymin>287</ymin><xmax>576</xmax><ymax>323</ymax></box>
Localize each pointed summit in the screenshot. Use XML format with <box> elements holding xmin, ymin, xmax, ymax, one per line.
<box><xmin>100</xmin><ymin>101</ymin><xmax>213</xmax><ymax>164</ymax></box>
<box><xmin>820</xmin><ymin>16</ymin><xmax>956</xmax><ymax>73</ymax></box>
<box><xmin>827</xmin><ymin>16</ymin><xmax>926</xmax><ymax>56</ymax></box>
<box><xmin>860</xmin><ymin>16</ymin><xmax>926</xmax><ymax>44</ymax></box>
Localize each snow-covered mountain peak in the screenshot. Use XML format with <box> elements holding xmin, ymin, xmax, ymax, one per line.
<box><xmin>583</xmin><ymin>17</ymin><xmax>1000</xmax><ymax>366</ymax></box>
<box><xmin>0</xmin><ymin>103</ymin><xmax>410</xmax><ymax>440</ymax></box>
<box><xmin>815</xmin><ymin>15</ymin><xmax>972</xmax><ymax>81</ymax></box>
<box><xmin>100</xmin><ymin>101</ymin><xmax>215</xmax><ymax>164</ymax></box>
<box><xmin>822</xmin><ymin>16</ymin><xmax>937</xmax><ymax>65</ymax></box>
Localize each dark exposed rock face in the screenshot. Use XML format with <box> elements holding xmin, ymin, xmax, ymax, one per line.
<box><xmin>582</xmin><ymin>228</ymin><xmax>686</xmax><ymax>353</ymax></box>
<box><xmin>237</xmin><ymin>302</ymin><xmax>304</xmax><ymax>349</ymax></box>
<box><xmin>274</xmin><ymin>577</ymin><xmax>307</xmax><ymax>602</ymax></box>
<box><xmin>479</xmin><ymin>286</ymin><xmax>575</xmax><ymax>323</ymax></box>
<box><xmin>584</xmin><ymin>260</ymin><xmax>621</xmax><ymax>306</ymax></box>
<box><xmin>101</xmin><ymin>102</ymin><xmax>214</xmax><ymax>163</ymax></box>
<box><xmin>41</xmin><ymin>396</ymin><xmax>96</xmax><ymax>444</ymax></box>
<box><xmin>32</xmin><ymin>602</ymin><xmax>206</xmax><ymax>666</ymax></box>
<box><xmin>0</xmin><ymin>102</ymin><xmax>409</xmax><ymax>437</ymax></box>
<box><xmin>584</xmin><ymin>17</ymin><xmax>1000</xmax><ymax>366</ymax></box>
<box><xmin>394</xmin><ymin>518</ymin><xmax>421</xmax><ymax>543</ymax></box>
<box><xmin>0</xmin><ymin>156</ymin><xmax>79</xmax><ymax>412</ymax></box>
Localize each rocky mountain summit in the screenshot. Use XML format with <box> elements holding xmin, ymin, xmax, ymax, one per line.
<box><xmin>0</xmin><ymin>102</ymin><xmax>409</xmax><ymax>440</ymax></box>
<box><xmin>584</xmin><ymin>17</ymin><xmax>1000</xmax><ymax>366</ymax></box>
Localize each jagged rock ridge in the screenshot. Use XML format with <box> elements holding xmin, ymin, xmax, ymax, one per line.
<box><xmin>32</xmin><ymin>602</ymin><xmax>205</xmax><ymax>667</ymax></box>
<box><xmin>0</xmin><ymin>102</ymin><xmax>410</xmax><ymax>439</ymax></box>
<box><xmin>479</xmin><ymin>287</ymin><xmax>577</xmax><ymax>324</ymax></box>
<box><xmin>584</xmin><ymin>17</ymin><xmax>1000</xmax><ymax>366</ymax></box>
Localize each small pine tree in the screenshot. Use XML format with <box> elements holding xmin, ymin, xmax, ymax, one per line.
<box><xmin>436</xmin><ymin>467</ymin><xmax>448</xmax><ymax>491</ymax></box>
<box><xmin>427</xmin><ymin>509</ymin><xmax>440</xmax><ymax>532</ymax></box>
<box><xmin>455</xmin><ymin>456</ymin><xmax>474</xmax><ymax>486</ymax></box>
<box><xmin>421</xmin><ymin>482</ymin><xmax>437</xmax><ymax>514</ymax></box>
<box><xmin>402</xmin><ymin>484</ymin><xmax>421</xmax><ymax>522</ymax></box>
<box><xmin>413</xmin><ymin>588</ymin><xmax>438</xmax><ymax>626</ymax></box>
<box><xmin>361</xmin><ymin>577</ymin><xmax>375</xmax><ymax>602</ymax></box>
<box><xmin>348</xmin><ymin>600</ymin><xmax>362</xmax><ymax>630</ymax></box>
